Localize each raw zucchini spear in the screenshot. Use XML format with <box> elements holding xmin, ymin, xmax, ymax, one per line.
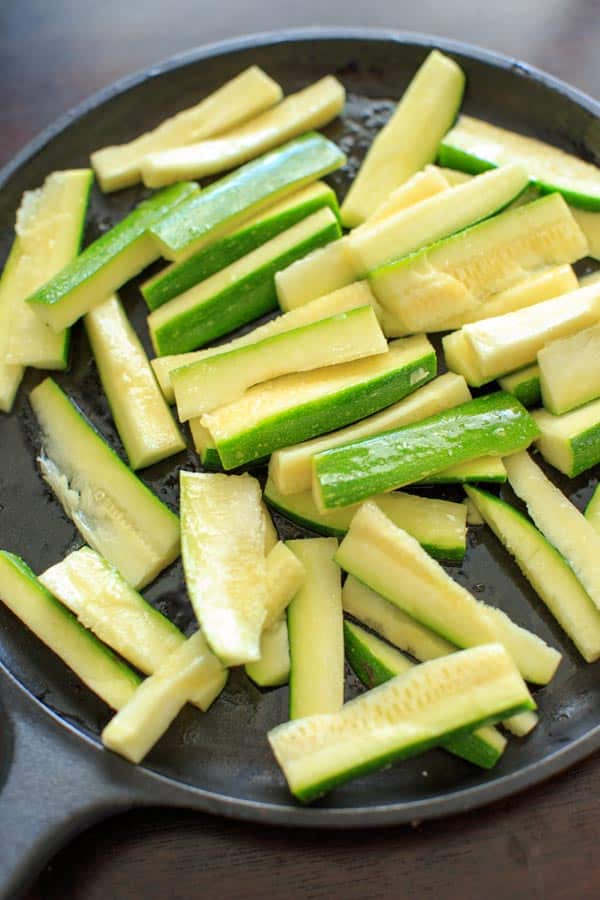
<box><xmin>263</xmin><ymin>477</ymin><xmax>467</xmax><ymax>562</ymax></box>
<box><xmin>505</xmin><ymin>451</ymin><xmax>600</xmax><ymax>611</ymax></box>
<box><xmin>26</xmin><ymin>181</ymin><xmax>198</xmax><ymax>332</ymax></box>
<box><xmin>466</xmin><ymin>487</ymin><xmax>600</xmax><ymax>662</ymax></box>
<box><xmin>153</xmin><ymin>281</ymin><xmax>376</xmax><ymax>404</ymax></box>
<box><xmin>142</xmin><ymin>77</ymin><xmax>345</xmax><ymax>186</ymax></box>
<box><xmin>39</xmin><ymin>547</ymin><xmax>227</xmax><ymax>708</ymax></box>
<box><xmin>102</xmin><ymin>630</ymin><xmax>226</xmax><ymax>764</ymax></box>
<box><xmin>0</xmin><ymin>241</ymin><xmax>25</xmax><ymax>412</ymax></box>
<box><xmin>0</xmin><ymin>551</ymin><xmax>140</xmax><ymax>710</ymax></box>
<box><xmin>172</xmin><ymin>305</ymin><xmax>386</xmax><ymax>420</ymax></box>
<box><xmin>344</xmin><ymin>621</ymin><xmax>507</xmax><ymax>769</ymax></box>
<box><xmin>532</xmin><ymin>400</ymin><xmax>600</xmax><ymax>477</ymax></box>
<box><xmin>286</xmin><ymin>538</ymin><xmax>344</xmax><ymax>719</ymax></box>
<box><xmin>538</xmin><ymin>323</ymin><xmax>600</xmax><ymax>414</ymax></box>
<box><xmin>439</xmin><ymin>114</ymin><xmax>600</xmax><ymax>210</ymax></box>
<box><xmin>442</xmin><ymin>330</ymin><xmax>493</xmax><ymax>388</ymax></box>
<box><xmin>92</xmin><ymin>66</ymin><xmax>283</xmax><ymax>192</ymax></box>
<box><xmin>150</xmin><ymin>133</ymin><xmax>346</xmax><ymax>261</ymax></box>
<box><xmin>336</xmin><ymin>502</ymin><xmax>561</xmax><ymax>684</ymax></box>
<box><xmin>340</xmin><ymin>50</ymin><xmax>465</xmax><ymax>226</ymax></box>
<box><xmin>499</xmin><ymin>364</ymin><xmax>542</xmax><ymax>408</ymax></box>
<box><xmin>369</xmin><ymin>193</ymin><xmax>588</xmax><ymax>334</ymax></box>
<box><xmin>6</xmin><ymin>169</ymin><xmax>92</xmax><ymax>370</ymax></box>
<box><xmin>269</xmin><ymin>643</ymin><xmax>534</xmax><ymax>803</ymax></box>
<box><xmin>201</xmin><ymin>335</ymin><xmax>436</xmax><ymax>470</ymax></box>
<box><xmin>148</xmin><ymin>207</ymin><xmax>341</xmax><ymax>355</ymax></box>
<box><xmin>141</xmin><ymin>181</ymin><xmax>338</xmax><ymax>310</ymax></box>
<box><xmin>30</xmin><ymin>378</ymin><xmax>180</xmax><ymax>590</ymax></box>
<box><xmin>313</xmin><ymin>392</ymin><xmax>538</xmax><ymax>511</ymax></box>
<box><xmin>180</xmin><ymin>471</ymin><xmax>267</xmax><ymax>666</ymax></box>
<box><xmin>269</xmin><ymin>371</ymin><xmax>470</xmax><ymax>495</ymax></box>
<box><xmin>85</xmin><ymin>294</ymin><xmax>185</xmax><ymax>469</ymax></box>
<box><xmin>419</xmin><ymin>456</ymin><xmax>507</xmax><ymax>484</ymax></box>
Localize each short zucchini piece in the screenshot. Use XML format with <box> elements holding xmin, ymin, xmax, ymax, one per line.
<box><xmin>85</xmin><ymin>294</ymin><xmax>185</xmax><ymax>468</ymax></box>
<box><xmin>0</xmin><ymin>551</ymin><xmax>140</xmax><ymax>710</ymax></box>
<box><xmin>245</xmin><ymin>618</ymin><xmax>291</xmax><ymax>689</ymax></box>
<box><xmin>149</xmin><ymin>133</ymin><xmax>346</xmax><ymax>261</ymax></box>
<box><xmin>142</xmin><ymin>77</ymin><xmax>345</xmax><ymax>186</ymax></box>
<box><xmin>340</xmin><ymin>50</ymin><xmax>465</xmax><ymax>226</ymax></box>
<box><xmin>30</xmin><ymin>378</ymin><xmax>180</xmax><ymax>589</ymax></box>
<box><xmin>532</xmin><ymin>399</ymin><xmax>600</xmax><ymax>477</ymax></box>
<box><xmin>313</xmin><ymin>392</ymin><xmax>538</xmax><ymax>511</ymax></box>
<box><xmin>172</xmin><ymin>305</ymin><xmax>386</xmax><ymax>420</ymax></box>
<box><xmin>419</xmin><ymin>456</ymin><xmax>507</xmax><ymax>484</ymax></box>
<box><xmin>201</xmin><ymin>335</ymin><xmax>436</xmax><ymax>470</ymax></box>
<box><xmin>148</xmin><ymin>207</ymin><xmax>341</xmax><ymax>355</ymax></box>
<box><xmin>344</xmin><ymin>621</ymin><xmax>507</xmax><ymax>769</ymax></box>
<box><xmin>269</xmin><ymin>643</ymin><xmax>534</xmax><ymax>803</ymax></box>
<box><xmin>336</xmin><ymin>502</ymin><xmax>561</xmax><ymax>684</ymax></box>
<box><xmin>286</xmin><ymin>538</ymin><xmax>344</xmax><ymax>719</ymax></box>
<box><xmin>538</xmin><ymin>323</ymin><xmax>600</xmax><ymax>414</ymax></box>
<box><xmin>26</xmin><ymin>181</ymin><xmax>198</xmax><ymax>332</ymax></box>
<box><xmin>439</xmin><ymin>114</ymin><xmax>600</xmax><ymax>211</ymax></box>
<box><xmin>92</xmin><ymin>66</ymin><xmax>283</xmax><ymax>192</ymax></box>
<box><xmin>499</xmin><ymin>364</ymin><xmax>542</xmax><ymax>408</ymax></box>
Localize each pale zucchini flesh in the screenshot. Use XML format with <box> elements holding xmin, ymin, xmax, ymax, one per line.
<box><xmin>586</xmin><ymin>483</ymin><xmax>600</xmax><ymax>533</ymax></box>
<box><xmin>245</xmin><ymin>617</ymin><xmax>291</xmax><ymax>688</ymax></box>
<box><xmin>499</xmin><ymin>364</ymin><xmax>542</xmax><ymax>408</ymax></box>
<box><xmin>538</xmin><ymin>323</ymin><xmax>600</xmax><ymax>414</ymax></box>
<box><xmin>0</xmin><ymin>240</ymin><xmax>26</xmax><ymax>412</ymax></box>
<box><xmin>533</xmin><ymin>399</ymin><xmax>600</xmax><ymax>477</ymax></box>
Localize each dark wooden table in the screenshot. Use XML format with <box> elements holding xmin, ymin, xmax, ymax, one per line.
<box><xmin>2</xmin><ymin>2</ymin><xmax>600</xmax><ymax>897</ymax></box>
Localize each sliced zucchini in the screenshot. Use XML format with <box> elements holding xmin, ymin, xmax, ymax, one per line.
<box><xmin>419</xmin><ymin>456</ymin><xmax>507</xmax><ymax>484</ymax></box>
<box><xmin>269</xmin><ymin>643</ymin><xmax>534</xmax><ymax>803</ymax></box>
<box><xmin>505</xmin><ymin>451</ymin><xmax>600</xmax><ymax>611</ymax></box>
<box><xmin>189</xmin><ymin>418</ymin><xmax>220</xmax><ymax>469</ymax></box>
<box><xmin>201</xmin><ymin>335</ymin><xmax>436</xmax><ymax>470</ymax></box>
<box><xmin>85</xmin><ymin>294</ymin><xmax>185</xmax><ymax>469</ymax></box>
<box><xmin>538</xmin><ymin>323</ymin><xmax>600</xmax><ymax>414</ymax></box>
<box><xmin>499</xmin><ymin>364</ymin><xmax>542</xmax><ymax>408</ymax></box>
<box><xmin>150</xmin><ymin>133</ymin><xmax>345</xmax><ymax>261</ymax></box>
<box><xmin>0</xmin><ymin>551</ymin><xmax>140</xmax><ymax>710</ymax></box>
<box><xmin>142</xmin><ymin>77</ymin><xmax>345</xmax><ymax>186</ymax></box>
<box><xmin>571</xmin><ymin>208</ymin><xmax>600</xmax><ymax>260</ymax></box>
<box><xmin>344</xmin><ymin>621</ymin><xmax>507</xmax><ymax>769</ymax></box>
<box><xmin>172</xmin><ymin>305</ymin><xmax>386</xmax><ymax>420</ymax></box>
<box><xmin>180</xmin><ymin>471</ymin><xmax>267</xmax><ymax>666</ymax></box>
<box><xmin>26</xmin><ymin>182</ymin><xmax>198</xmax><ymax>332</ymax></box>
<box><xmin>366</xmin><ymin>165</ymin><xmax>450</xmax><ymax>222</ymax></box>
<box><xmin>245</xmin><ymin>618</ymin><xmax>291</xmax><ymax>688</ymax></box>
<box><xmin>340</xmin><ymin>50</ymin><xmax>465</xmax><ymax>226</ymax></box>
<box><xmin>443</xmin><ymin>329</ymin><xmax>495</xmax><ymax>388</ymax></box>
<box><xmin>262</xmin><ymin>502</ymin><xmax>279</xmax><ymax>555</ymax></box>
<box><xmin>313</xmin><ymin>392</ymin><xmax>538</xmax><ymax>511</ymax></box>
<box><xmin>336</xmin><ymin>502</ymin><xmax>561</xmax><ymax>684</ymax></box>
<box><xmin>532</xmin><ymin>399</ymin><xmax>600</xmax><ymax>477</ymax></box>
<box><xmin>439</xmin><ymin>114</ymin><xmax>600</xmax><ymax>210</ymax></box>
<box><xmin>30</xmin><ymin>378</ymin><xmax>180</xmax><ymax>589</ymax></box>
<box><xmin>148</xmin><ymin>207</ymin><xmax>341</xmax><ymax>355</ymax></box>
<box><xmin>586</xmin><ymin>483</ymin><xmax>600</xmax><ymax>532</ymax></box>
<box><xmin>286</xmin><ymin>538</ymin><xmax>344</xmax><ymax>719</ymax></box>
<box><xmin>466</xmin><ymin>487</ymin><xmax>600</xmax><ymax>663</ymax></box>
<box><xmin>0</xmin><ymin>241</ymin><xmax>25</xmax><ymax>412</ymax></box>
<box><xmin>92</xmin><ymin>66</ymin><xmax>283</xmax><ymax>192</ymax></box>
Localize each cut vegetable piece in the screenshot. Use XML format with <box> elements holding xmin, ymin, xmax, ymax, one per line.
<box><xmin>571</xmin><ymin>207</ymin><xmax>600</xmax><ymax>260</ymax></box>
<box><xmin>142</xmin><ymin>77</ymin><xmax>345</xmax><ymax>186</ymax></box>
<box><xmin>172</xmin><ymin>305</ymin><xmax>386</xmax><ymax>419</ymax></box>
<box><xmin>340</xmin><ymin>50</ymin><xmax>465</xmax><ymax>226</ymax></box>
<box><xmin>0</xmin><ymin>241</ymin><xmax>25</xmax><ymax>412</ymax></box>
<box><xmin>149</xmin><ymin>207</ymin><xmax>341</xmax><ymax>355</ymax></box>
<box><xmin>439</xmin><ymin>114</ymin><xmax>600</xmax><ymax>210</ymax></box>
<box><xmin>245</xmin><ymin>618</ymin><xmax>291</xmax><ymax>688</ymax></box>
<box><xmin>92</xmin><ymin>66</ymin><xmax>283</xmax><ymax>192</ymax></box>
<box><xmin>586</xmin><ymin>483</ymin><xmax>600</xmax><ymax>532</ymax></box>
<box><xmin>189</xmin><ymin>418</ymin><xmax>220</xmax><ymax>469</ymax></box>
<box><xmin>313</xmin><ymin>392</ymin><xmax>537</xmax><ymax>511</ymax></box>
<box><xmin>30</xmin><ymin>378</ymin><xmax>180</xmax><ymax>590</ymax></box>
<box><xmin>505</xmin><ymin>451</ymin><xmax>600</xmax><ymax>612</ymax></box>
<box><xmin>0</xmin><ymin>551</ymin><xmax>140</xmax><ymax>710</ymax></box>
<box><xmin>6</xmin><ymin>169</ymin><xmax>92</xmax><ymax>370</ymax></box>
<box><xmin>442</xmin><ymin>329</ymin><xmax>493</xmax><ymax>388</ymax></box>
<box><xmin>269</xmin><ymin>643</ymin><xmax>534</xmax><ymax>802</ymax></box>
<box><xmin>262</xmin><ymin>504</ymin><xmax>279</xmax><ymax>554</ymax></box>
<box><xmin>102</xmin><ymin>630</ymin><xmax>225</xmax><ymax>764</ymax></box>
<box><xmin>344</xmin><ymin>621</ymin><xmax>507</xmax><ymax>769</ymax></box>
<box><xmin>532</xmin><ymin>399</ymin><xmax>600</xmax><ymax>477</ymax></box>
<box><xmin>538</xmin><ymin>323</ymin><xmax>600</xmax><ymax>414</ymax></box>
<box><xmin>202</xmin><ymin>335</ymin><xmax>436</xmax><ymax>470</ymax></box>
<box><xmin>499</xmin><ymin>364</ymin><xmax>542</xmax><ymax>408</ymax></box>
<box><xmin>150</xmin><ymin>133</ymin><xmax>345</xmax><ymax>261</ymax></box>
<box><xmin>264</xmin><ymin>477</ymin><xmax>467</xmax><ymax>562</ymax></box>
<box><xmin>142</xmin><ymin>181</ymin><xmax>338</xmax><ymax>310</ymax></box>
<box><xmin>369</xmin><ymin>194</ymin><xmax>588</xmax><ymax>334</ymax></box>
<box><xmin>269</xmin><ymin>371</ymin><xmax>470</xmax><ymax>495</ymax></box>
<box><xmin>26</xmin><ymin>182</ymin><xmax>198</xmax><ymax>332</ymax></box>
<box><xmin>433</xmin><ymin>166</ymin><xmax>473</xmax><ymax>186</ymax></box>
<box><xmin>466</xmin><ymin>487</ymin><xmax>600</xmax><ymax>662</ymax></box>
<box><xmin>336</xmin><ymin>503</ymin><xmax>560</xmax><ymax>684</ymax></box>
<box><xmin>85</xmin><ymin>294</ymin><xmax>185</xmax><ymax>469</ymax></box>
<box><xmin>366</xmin><ymin>165</ymin><xmax>450</xmax><ymax>223</ymax></box>
<box><xmin>286</xmin><ymin>538</ymin><xmax>343</xmax><ymax>719</ymax></box>
<box><xmin>180</xmin><ymin>471</ymin><xmax>267</xmax><ymax>666</ymax></box>
<box><xmin>419</xmin><ymin>456</ymin><xmax>507</xmax><ymax>484</ymax></box>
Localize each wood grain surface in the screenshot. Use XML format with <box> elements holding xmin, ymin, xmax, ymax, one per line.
<box><xmin>2</xmin><ymin>1</ymin><xmax>599</xmax><ymax>898</ymax></box>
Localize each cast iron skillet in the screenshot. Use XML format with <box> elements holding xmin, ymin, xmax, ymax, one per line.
<box><xmin>0</xmin><ymin>28</ymin><xmax>599</xmax><ymax>900</ymax></box>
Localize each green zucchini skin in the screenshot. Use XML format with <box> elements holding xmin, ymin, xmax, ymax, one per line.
<box><xmin>499</xmin><ymin>365</ymin><xmax>542</xmax><ymax>408</ymax></box>
<box><xmin>314</xmin><ymin>392</ymin><xmax>539</xmax><ymax>510</ymax></box>
<box><xmin>142</xmin><ymin>186</ymin><xmax>339</xmax><ymax>310</ymax></box>
<box><xmin>533</xmin><ymin>401</ymin><xmax>600</xmax><ymax>477</ymax></box>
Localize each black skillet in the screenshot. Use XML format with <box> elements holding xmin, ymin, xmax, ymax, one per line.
<box><xmin>1</xmin><ymin>28</ymin><xmax>599</xmax><ymax>900</ymax></box>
